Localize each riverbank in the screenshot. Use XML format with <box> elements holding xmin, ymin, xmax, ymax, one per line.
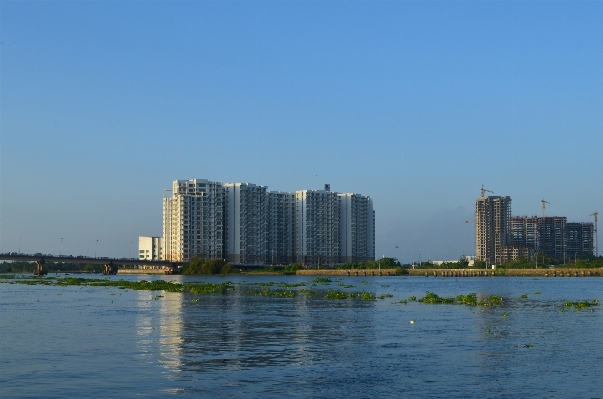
<box><xmin>118</xmin><ymin>269</ymin><xmax>168</xmax><ymax>275</ymax></box>
<box><xmin>405</xmin><ymin>268</ymin><xmax>603</xmax><ymax>277</ymax></box>
<box><xmin>297</xmin><ymin>269</ymin><xmax>399</xmax><ymax>276</ymax></box>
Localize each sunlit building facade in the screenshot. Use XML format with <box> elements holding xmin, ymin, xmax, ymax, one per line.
<box><xmin>162</xmin><ymin>179</ymin><xmax>375</xmax><ymax>265</ymax></box>
<box><xmin>162</xmin><ymin>179</ymin><xmax>225</xmax><ymax>262</ymax></box>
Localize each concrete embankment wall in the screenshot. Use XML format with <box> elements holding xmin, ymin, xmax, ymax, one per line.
<box><xmin>406</xmin><ymin>268</ymin><xmax>602</xmax><ymax>277</ymax></box>
<box><xmin>296</xmin><ymin>269</ymin><xmax>399</xmax><ymax>276</ymax></box>
<box><xmin>118</xmin><ymin>269</ymin><xmax>168</xmax><ymax>275</ymax></box>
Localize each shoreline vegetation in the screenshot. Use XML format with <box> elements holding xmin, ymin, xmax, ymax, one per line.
<box><xmin>1</xmin><ymin>275</ymin><xmax>598</xmax><ymax>312</ymax></box>
<box><xmin>2</xmin><ymin>254</ymin><xmax>602</xmax><ymax>276</ymax></box>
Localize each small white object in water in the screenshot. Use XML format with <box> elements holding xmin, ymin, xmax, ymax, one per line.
<box><xmin>410</xmin><ymin>320</ymin><xmax>415</xmax><ymax>324</ymax></box>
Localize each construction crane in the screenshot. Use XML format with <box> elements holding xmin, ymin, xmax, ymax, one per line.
<box><xmin>480</xmin><ymin>184</ymin><xmax>493</xmax><ymax>197</ymax></box>
<box><xmin>591</xmin><ymin>211</ymin><xmax>598</xmax><ymax>257</ymax></box>
<box><xmin>541</xmin><ymin>199</ymin><xmax>550</xmax><ymax>218</ymax></box>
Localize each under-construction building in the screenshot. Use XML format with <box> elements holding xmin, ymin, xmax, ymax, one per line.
<box><xmin>567</xmin><ymin>222</ymin><xmax>595</xmax><ymax>259</ymax></box>
<box><xmin>537</xmin><ymin>217</ymin><xmax>567</xmax><ymax>260</ymax></box>
<box><xmin>506</xmin><ymin>216</ymin><xmax>594</xmax><ymax>261</ymax></box>
<box><xmin>475</xmin><ymin>195</ymin><xmax>512</xmax><ymax>264</ymax></box>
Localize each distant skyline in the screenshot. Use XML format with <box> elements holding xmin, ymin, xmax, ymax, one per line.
<box><xmin>1</xmin><ymin>1</ymin><xmax>601</xmax><ymax>262</ymax></box>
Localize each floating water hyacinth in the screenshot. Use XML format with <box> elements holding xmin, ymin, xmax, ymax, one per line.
<box><xmin>416</xmin><ymin>292</ymin><xmax>503</xmax><ymax>307</ymax></box>
<box><xmin>563</xmin><ymin>299</ymin><xmax>599</xmax><ymax>310</ymax></box>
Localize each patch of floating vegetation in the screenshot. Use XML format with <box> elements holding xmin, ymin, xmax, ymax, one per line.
<box><xmin>378</xmin><ymin>293</ymin><xmax>394</xmax><ymax>300</ymax></box>
<box><xmin>337</xmin><ymin>283</ymin><xmax>356</xmax><ymax>288</ymax></box>
<box><xmin>534</xmin><ymin>291</ymin><xmax>541</xmax><ymax>295</ymax></box>
<box><xmin>563</xmin><ymin>299</ymin><xmax>599</xmax><ymax>310</ymax></box>
<box><xmin>380</xmin><ymin>284</ymin><xmax>390</xmax><ymax>288</ymax></box>
<box><xmin>325</xmin><ymin>291</ymin><xmax>349</xmax><ymax>300</ymax></box>
<box><xmin>417</xmin><ymin>292</ymin><xmax>503</xmax><ymax>307</ymax></box>
<box><xmin>324</xmin><ymin>291</ymin><xmax>376</xmax><ymax>301</ymax></box>
<box><xmin>278</xmin><ymin>282</ymin><xmax>307</xmax><ymax>288</ymax></box>
<box><xmin>361</xmin><ymin>281</ymin><xmax>370</xmax><ymax>285</ymax></box>
<box><xmin>189</xmin><ymin>282</ymin><xmax>234</xmax><ymax>294</ymax></box>
<box><xmin>312</xmin><ymin>278</ymin><xmax>332</xmax><ymax>283</ymax></box>
<box><xmin>256</xmin><ymin>282</ymin><xmax>276</xmax><ymax>287</ymax></box>
<box><xmin>520</xmin><ymin>294</ymin><xmax>528</xmax><ymax>299</ymax></box>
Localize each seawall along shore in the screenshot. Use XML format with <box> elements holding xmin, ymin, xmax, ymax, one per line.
<box><xmin>118</xmin><ymin>269</ymin><xmax>168</xmax><ymax>275</ymax></box>
<box><xmin>296</xmin><ymin>269</ymin><xmax>399</xmax><ymax>276</ymax></box>
<box><xmin>406</xmin><ymin>268</ymin><xmax>602</xmax><ymax>277</ymax></box>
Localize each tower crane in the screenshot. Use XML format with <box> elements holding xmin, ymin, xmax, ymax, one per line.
<box><xmin>480</xmin><ymin>184</ymin><xmax>493</xmax><ymax>197</ymax></box>
<box><xmin>541</xmin><ymin>199</ymin><xmax>550</xmax><ymax>218</ymax></box>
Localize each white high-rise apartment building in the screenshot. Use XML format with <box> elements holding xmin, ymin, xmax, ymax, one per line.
<box><xmin>295</xmin><ymin>188</ymin><xmax>341</xmax><ymax>266</ymax></box>
<box><xmin>225</xmin><ymin>183</ymin><xmax>269</xmax><ymax>265</ymax></box>
<box><xmin>162</xmin><ymin>179</ymin><xmax>375</xmax><ymax>265</ymax></box>
<box><xmin>339</xmin><ymin>193</ymin><xmax>374</xmax><ymax>264</ymax></box>
<box><xmin>267</xmin><ymin>191</ymin><xmax>295</xmax><ymax>264</ymax></box>
<box><xmin>163</xmin><ymin>179</ymin><xmax>224</xmax><ymax>262</ymax></box>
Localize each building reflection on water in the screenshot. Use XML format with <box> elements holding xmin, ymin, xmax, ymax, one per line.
<box><xmin>136</xmin><ymin>285</ymin><xmax>377</xmax><ymax>376</ymax></box>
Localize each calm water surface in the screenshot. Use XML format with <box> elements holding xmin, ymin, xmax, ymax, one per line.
<box><xmin>1</xmin><ymin>274</ymin><xmax>602</xmax><ymax>398</ymax></box>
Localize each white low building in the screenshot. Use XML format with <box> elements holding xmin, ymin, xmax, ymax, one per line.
<box><xmin>138</xmin><ymin>236</ymin><xmax>162</xmax><ymax>263</ymax></box>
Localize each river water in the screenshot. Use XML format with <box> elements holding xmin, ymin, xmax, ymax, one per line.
<box><xmin>1</xmin><ymin>274</ymin><xmax>602</xmax><ymax>398</ymax></box>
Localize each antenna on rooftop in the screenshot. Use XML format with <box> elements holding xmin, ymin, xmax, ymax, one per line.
<box><xmin>541</xmin><ymin>199</ymin><xmax>550</xmax><ymax>218</ymax></box>
<box><xmin>480</xmin><ymin>184</ymin><xmax>493</xmax><ymax>197</ymax></box>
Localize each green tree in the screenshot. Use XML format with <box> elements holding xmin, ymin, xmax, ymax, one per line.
<box><xmin>182</xmin><ymin>257</ymin><xmax>233</xmax><ymax>275</ymax></box>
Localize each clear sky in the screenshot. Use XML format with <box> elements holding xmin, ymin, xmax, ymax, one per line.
<box><xmin>1</xmin><ymin>1</ymin><xmax>602</xmax><ymax>262</ymax></box>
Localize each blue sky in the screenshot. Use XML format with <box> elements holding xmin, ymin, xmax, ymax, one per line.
<box><xmin>1</xmin><ymin>1</ymin><xmax>602</xmax><ymax>261</ymax></box>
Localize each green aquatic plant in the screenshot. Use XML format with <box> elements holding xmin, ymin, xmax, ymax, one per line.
<box><xmin>278</xmin><ymin>282</ymin><xmax>307</xmax><ymax>288</ymax></box>
<box><xmin>520</xmin><ymin>294</ymin><xmax>528</xmax><ymax>299</ymax></box>
<box><xmin>417</xmin><ymin>292</ymin><xmax>503</xmax><ymax>307</ymax></box>
<box><xmin>298</xmin><ymin>289</ymin><xmax>317</xmax><ymax>295</ymax></box>
<box><xmin>325</xmin><ymin>291</ymin><xmax>350</xmax><ymax>300</ymax></box>
<box><xmin>188</xmin><ymin>282</ymin><xmax>233</xmax><ymax>295</ymax></box>
<box><xmin>357</xmin><ymin>291</ymin><xmax>376</xmax><ymax>301</ymax></box>
<box><xmin>534</xmin><ymin>291</ymin><xmax>541</xmax><ymax>295</ymax></box>
<box><xmin>408</xmin><ymin>296</ymin><xmax>417</xmax><ymax>301</ymax></box>
<box><xmin>380</xmin><ymin>284</ymin><xmax>390</xmax><ymax>288</ymax></box>
<box><xmin>312</xmin><ymin>278</ymin><xmax>332</xmax><ymax>283</ymax></box>
<box><xmin>485</xmin><ymin>295</ymin><xmax>503</xmax><ymax>306</ymax></box>
<box><xmin>563</xmin><ymin>299</ymin><xmax>599</xmax><ymax>310</ymax></box>
<box><xmin>256</xmin><ymin>282</ymin><xmax>276</xmax><ymax>287</ymax></box>
<box><xmin>337</xmin><ymin>283</ymin><xmax>356</xmax><ymax>289</ymax></box>
<box><xmin>361</xmin><ymin>281</ymin><xmax>370</xmax><ymax>285</ymax></box>
<box><xmin>502</xmin><ymin>312</ymin><xmax>508</xmax><ymax>317</ymax></box>
<box><xmin>378</xmin><ymin>293</ymin><xmax>394</xmax><ymax>300</ymax></box>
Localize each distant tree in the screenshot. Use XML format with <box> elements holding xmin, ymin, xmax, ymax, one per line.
<box><xmin>182</xmin><ymin>257</ymin><xmax>233</xmax><ymax>275</ymax></box>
